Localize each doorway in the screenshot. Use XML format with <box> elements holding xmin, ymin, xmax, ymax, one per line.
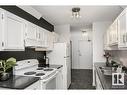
<box><xmin>78</xmin><ymin>40</ymin><xmax>92</xmax><ymax>69</ymax></box>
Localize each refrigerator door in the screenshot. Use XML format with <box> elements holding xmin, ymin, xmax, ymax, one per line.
<box><xmin>47</xmin><ymin>43</ymin><xmax>67</xmax><ymax>65</ymax></box>
<box><xmin>47</xmin><ymin>43</ymin><xmax>71</xmax><ymax>89</ymax></box>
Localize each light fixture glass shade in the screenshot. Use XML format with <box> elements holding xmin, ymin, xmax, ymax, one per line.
<box><xmin>71</xmin><ymin>8</ymin><xmax>81</xmax><ymax>18</ymax></box>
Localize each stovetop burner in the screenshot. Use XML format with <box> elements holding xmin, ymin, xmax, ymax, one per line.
<box><xmin>43</xmin><ymin>68</ymin><xmax>54</xmax><ymax>71</ymax></box>
<box><xmin>36</xmin><ymin>73</ymin><xmax>45</xmax><ymax>76</ymax></box>
<box><xmin>37</xmin><ymin>67</ymin><xmax>44</xmax><ymax>70</ymax></box>
<box><xmin>24</xmin><ymin>71</ymin><xmax>36</xmax><ymax>75</ymax></box>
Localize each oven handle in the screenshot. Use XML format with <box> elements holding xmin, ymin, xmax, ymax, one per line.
<box><xmin>42</xmin><ymin>71</ymin><xmax>58</xmax><ymax>83</ymax></box>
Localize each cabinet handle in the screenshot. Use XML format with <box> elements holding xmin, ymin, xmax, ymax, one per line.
<box><xmin>2</xmin><ymin>42</ymin><xmax>4</xmax><ymax>47</ymax></box>
<box><xmin>39</xmin><ymin>33</ymin><xmax>40</xmax><ymax>39</ymax></box>
<box><xmin>2</xmin><ymin>14</ymin><xmax>4</xmax><ymax>19</ymax></box>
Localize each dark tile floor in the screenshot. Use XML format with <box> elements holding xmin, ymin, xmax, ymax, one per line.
<box><xmin>69</xmin><ymin>69</ymin><xmax>95</xmax><ymax>89</ymax></box>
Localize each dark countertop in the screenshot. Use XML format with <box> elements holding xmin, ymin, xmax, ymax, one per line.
<box><xmin>94</xmin><ymin>62</ymin><xmax>127</xmax><ymax>89</ymax></box>
<box><xmin>0</xmin><ymin>75</ymin><xmax>40</xmax><ymax>89</ymax></box>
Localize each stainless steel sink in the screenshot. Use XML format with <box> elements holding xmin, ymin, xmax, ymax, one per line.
<box><xmin>99</xmin><ymin>67</ymin><xmax>112</xmax><ymax>76</ymax></box>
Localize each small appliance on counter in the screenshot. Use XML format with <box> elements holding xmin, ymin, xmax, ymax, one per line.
<box><xmin>38</xmin><ymin>56</ymin><xmax>49</xmax><ymax>67</ymax></box>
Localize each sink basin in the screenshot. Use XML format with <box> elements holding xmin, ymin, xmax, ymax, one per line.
<box><xmin>99</xmin><ymin>67</ymin><xmax>112</xmax><ymax>76</ymax></box>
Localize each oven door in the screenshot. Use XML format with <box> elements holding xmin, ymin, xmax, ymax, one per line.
<box><xmin>41</xmin><ymin>71</ymin><xmax>58</xmax><ymax>89</ymax></box>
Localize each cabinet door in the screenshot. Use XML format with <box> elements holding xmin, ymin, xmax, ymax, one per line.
<box><xmin>2</xmin><ymin>11</ymin><xmax>25</xmax><ymax>50</ymax></box>
<box><xmin>36</xmin><ymin>26</ymin><xmax>42</xmax><ymax>47</ymax></box>
<box><xmin>104</xmin><ymin>30</ymin><xmax>109</xmax><ymax>50</ymax></box>
<box><xmin>47</xmin><ymin>32</ymin><xmax>54</xmax><ymax>50</ymax></box>
<box><xmin>109</xmin><ymin>26</ymin><xmax>112</xmax><ymax>45</ymax></box>
<box><xmin>118</xmin><ymin>13</ymin><xmax>127</xmax><ymax>48</ymax></box>
<box><xmin>111</xmin><ymin>20</ymin><xmax>118</xmax><ymax>45</ymax></box>
<box><xmin>0</xmin><ymin>10</ymin><xmax>3</xmax><ymax>50</ymax></box>
<box><xmin>43</xmin><ymin>29</ymin><xmax>49</xmax><ymax>47</ymax></box>
<box><xmin>26</xmin><ymin>22</ymin><xmax>37</xmax><ymax>40</ymax></box>
<box><xmin>113</xmin><ymin>20</ymin><xmax>118</xmax><ymax>44</ymax></box>
<box><xmin>53</xmin><ymin>32</ymin><xmax>59</xmax><ymax>43</ymax></box>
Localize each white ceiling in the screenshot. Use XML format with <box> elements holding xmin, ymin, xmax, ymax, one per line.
<box><xmin>32</xmin><ymin>6</ymin><xmax>123</xmax><ymax>30</ymax></box>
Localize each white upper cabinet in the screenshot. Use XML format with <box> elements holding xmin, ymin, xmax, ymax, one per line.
<box><xmin>104</xmin><ymin>28</ymin><xmax>111</xmax><ymax>50</ymax></box>
<box><xmin>47</xmin><ymin>32</ymin><xmax>54</xmax><ymax>51</ymax></box>
<box><xmin>104</xmin><ymin>8</ymin><xmax>127</xmax><ymax>50</ymax></box>
<box><xmin>36</xmin><ymin>26</ymin><xmax>43</xmax><ymax>47</ymax></box>
<box><xmin>53</xmin><ymin>32</ymin><xmax>59</xmax><ymax>43</ymax></box>
<box><xmin>43</xmin><ymin>29</ymin><xmax>49</xmax><ymax>48</ymax></box>
<box><xmin>109</xmin><ymin>20</ymin><xmax>118</xmax><ymax>45</ymax></box>
<box><xmin>1</xmin><ymin>10</ymin><xmax>25</xmax><ymax>51</ymax></box>
<box><xmin>118</xmin><ymin>10</ymin><xmax>127</xmax><ymax>48</ymax></box>
<box><xmin>0</xmin><ymin>9</ymin><xmax>3</xmax><ymax>51</ymax></box>
<box><xmin>25</xmin><ymin>22</ymin><xmax>37</xmax><ymax>40</ymax></box>
<box><xmin>0</xmin><ymin>8</ymin><xmax>54</xmax><ymax>51</ymax></box>
<box><xmin>35</xmin><ymin>29</ymin><xmax>54</xmax><ymax>51</ymax></box>
<box><xmin>25</xmin><ymin>22</ymin><xmax>38</xmax><ymax>47</ymax></box>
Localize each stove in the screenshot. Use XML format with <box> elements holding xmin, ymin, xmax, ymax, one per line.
<box><xmin>13</xmin><ymin>59</ymin><xmax>58</xmax><ymax>90</ymax></box>
<box><xmin>13</xmin><ymin>59</ymin><xmax>57</xmax><ymax>79</ymax></box>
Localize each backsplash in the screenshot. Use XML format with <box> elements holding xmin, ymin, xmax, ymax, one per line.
<box><xmin>0</xmin><ymin>48</ymin><xmax>46</xmax><ymax>63</ymax></box>
<box><xmin>108</xmin><ymin>50</ymin><xmax>127</xmax><ymax>67</ymax></box>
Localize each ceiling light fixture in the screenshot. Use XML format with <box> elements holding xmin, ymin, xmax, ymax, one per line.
<box><xmin>71</xmin><ymin>7</ymin><xmax>81</xmax><ymax>19</ymax></box>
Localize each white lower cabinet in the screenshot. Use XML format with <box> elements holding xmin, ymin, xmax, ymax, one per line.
<box><xmin>95</xmin><ymin>72</ymin><xmax>103</xmax><ymax>90</ymax></box>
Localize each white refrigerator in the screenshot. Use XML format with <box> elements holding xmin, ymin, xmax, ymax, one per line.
<box><xmin>47</xmin><ymin>42</ymin><xmax>71</xmax><ymax>89</ymax></box>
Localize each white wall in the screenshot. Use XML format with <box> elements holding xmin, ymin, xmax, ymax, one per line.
<box><xmin>71</xmin><ymin>28</ymin><xmax>92</xmax><ymax>69</ymax></box>
<box><xmin>92</xmin><ymin>21</ymin><xmax>111</xmax><ymax>86</ymax></box>
<box><xmin>92</xmin><ymin>21</ymin><xmax>112</xmax><ymax>63</ymax></box>
<box><xmin>54</xmin><ymin>24</ymin><xmax>70</xmax><ymax>43</ymax></box>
